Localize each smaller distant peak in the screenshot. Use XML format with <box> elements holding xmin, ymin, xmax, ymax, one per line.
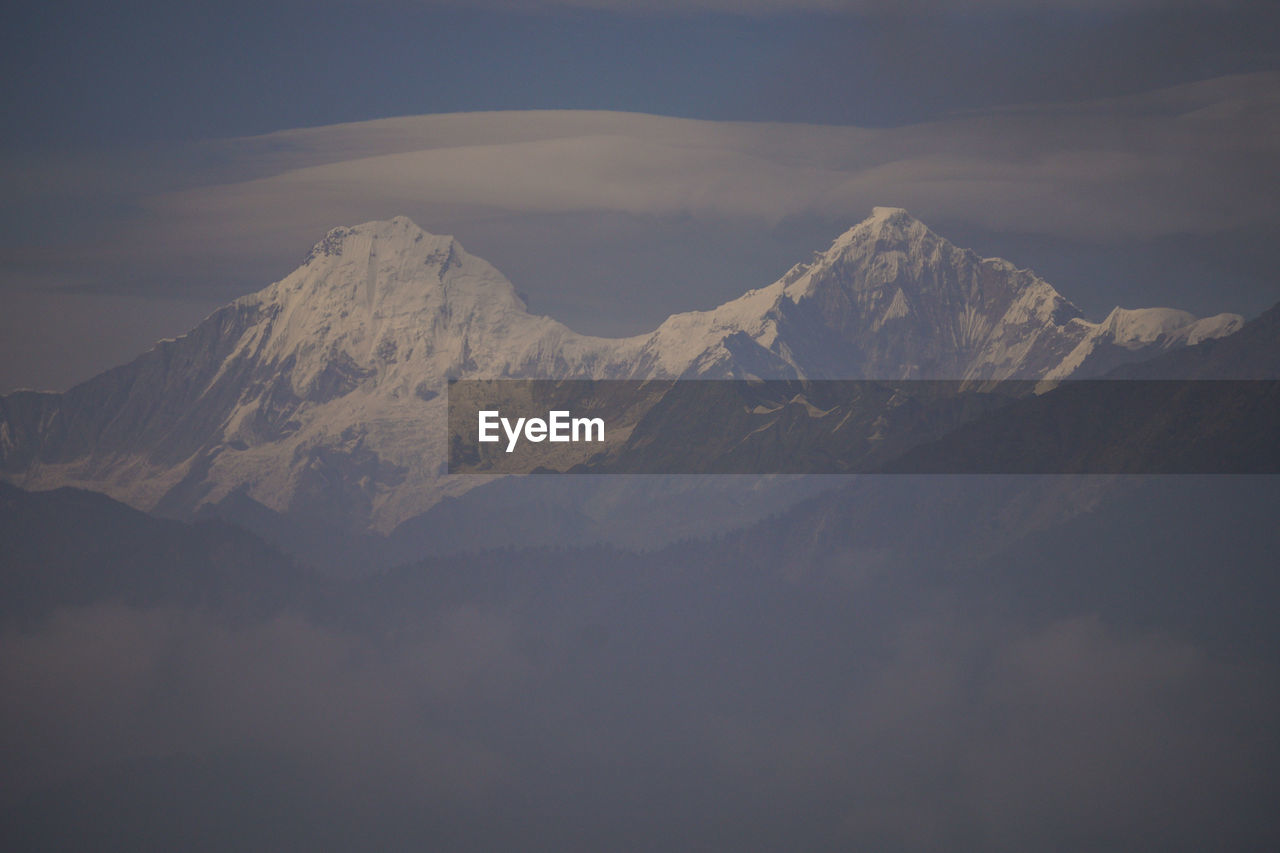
<box><xmin>302</xmin><ymin>216</ymin><xmax>455</xmax><ymax>266</ymax></box>
<box><xmin>351</xmin><ymin>215</ymin><xmax>416</xmax><ymax>229</ymax></box>
<box><xmin>862</xmin><ymin>207</ymin><xmax>925</xmax><ymax>235</ymax></box>
<box><xmin>827</xmin><ymin>206</ymin><xmax>930</xmax><ymax>253</ymax></box>
<box><xmin>352</xmin><ymin>215</ymin><xmax>446</xmax><ymax>242</ymax></box>
<box><xmin>870</xmin><ymin>206</ymin><xmax>911</xmax><ymax>221</ymax></box>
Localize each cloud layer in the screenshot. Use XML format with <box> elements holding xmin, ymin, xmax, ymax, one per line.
<box><xmin>156</xmin><ymin>71</ymin><xmax>1280</xmax><ymax>247</ymax></box>
<box><xmin>3</xmin><ymin>595</ymin><xmax>1275</xmax><ymax>850</ymax></box>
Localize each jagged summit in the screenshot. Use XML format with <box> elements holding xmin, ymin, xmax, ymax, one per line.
<box><xmin>0</xmin><ymin>209</ymin><xmax>1244</xmax><ymax>533</ymax></box>
<box><xmin>751</xmin><ymin>207</ymin><xmax>1087</xmax><ymax>378</ymax></box>
<box><xmin>302</xmin><ymin>215</ymin><xmax>441</xmax><ymax>258</ymax></box>
<box><xmin>288</xmin><ymin>216</ymin><xmax>513</xmax><ymax>306</ymax></box>
<box><xmin>846</xmin><ymin>205</ymin><xmax>921</xmax><ymax>238</ymax></box>
<box><xmin>790</xmin><ymin>206</ymin><xmax>1047</xmax><ymax>303</ymax></box>
<box><xmin>226</xmin><ymin>216</ymin><xmax>554</xmax><ymax>403</ymax></box>
<box><xmin>870</xmin><ymin>205</ymin><xmax>909</xmax><ymax>219</ymax></box>
<box><xmin>290</xmin><ymin>217</ymin><xmax>536</xmax><ymax>327</ymax></box>
<box><xmin>822</xmin><ymin>206</ymin><xmax>925</xmax><ymax>254</ymax></box>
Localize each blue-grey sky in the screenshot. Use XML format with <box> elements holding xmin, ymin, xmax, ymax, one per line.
<box><xmin>2</xmin><ymin>0</ymin><xmax>1279</xmax><ymax>390</ymax></box>
<box><xmin>5</xmin><ymin>0</ymin><xmax>1278</xmax><ymax>144</ymax></box>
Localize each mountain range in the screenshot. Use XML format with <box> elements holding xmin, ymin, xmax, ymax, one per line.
<box><xmin>0</xmin><ymin>208</ymin><xmax>1244</xmax><ymax>541</ymax></box>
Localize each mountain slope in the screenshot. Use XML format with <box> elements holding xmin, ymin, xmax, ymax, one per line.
<box><xmin>0</xmin><ymin>210</ymin><xmax>1241</xmax><ymax>533</ymax></box>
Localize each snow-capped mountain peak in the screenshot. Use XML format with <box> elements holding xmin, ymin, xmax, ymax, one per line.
<box><xmin>256</xmin><ymin>217</ymin><xmax>523</xmax><ymax>351</ymax></box>
<box><xmin>216</xmin><ymin>216</ymin><xmax>569</xmax><ymax>407</ymax></box>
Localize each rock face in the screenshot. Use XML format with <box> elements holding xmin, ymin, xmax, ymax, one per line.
<box><xmin>0</xmin><ymin>209</ymin><xmax>1243</xmax><ymax>532</ymax></box>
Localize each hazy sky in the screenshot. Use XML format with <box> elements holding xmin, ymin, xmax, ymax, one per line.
<box><xmin>2</xmin><ymin>0</ymin><xmax>1278</xmax><ymax>390</ymax></box>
